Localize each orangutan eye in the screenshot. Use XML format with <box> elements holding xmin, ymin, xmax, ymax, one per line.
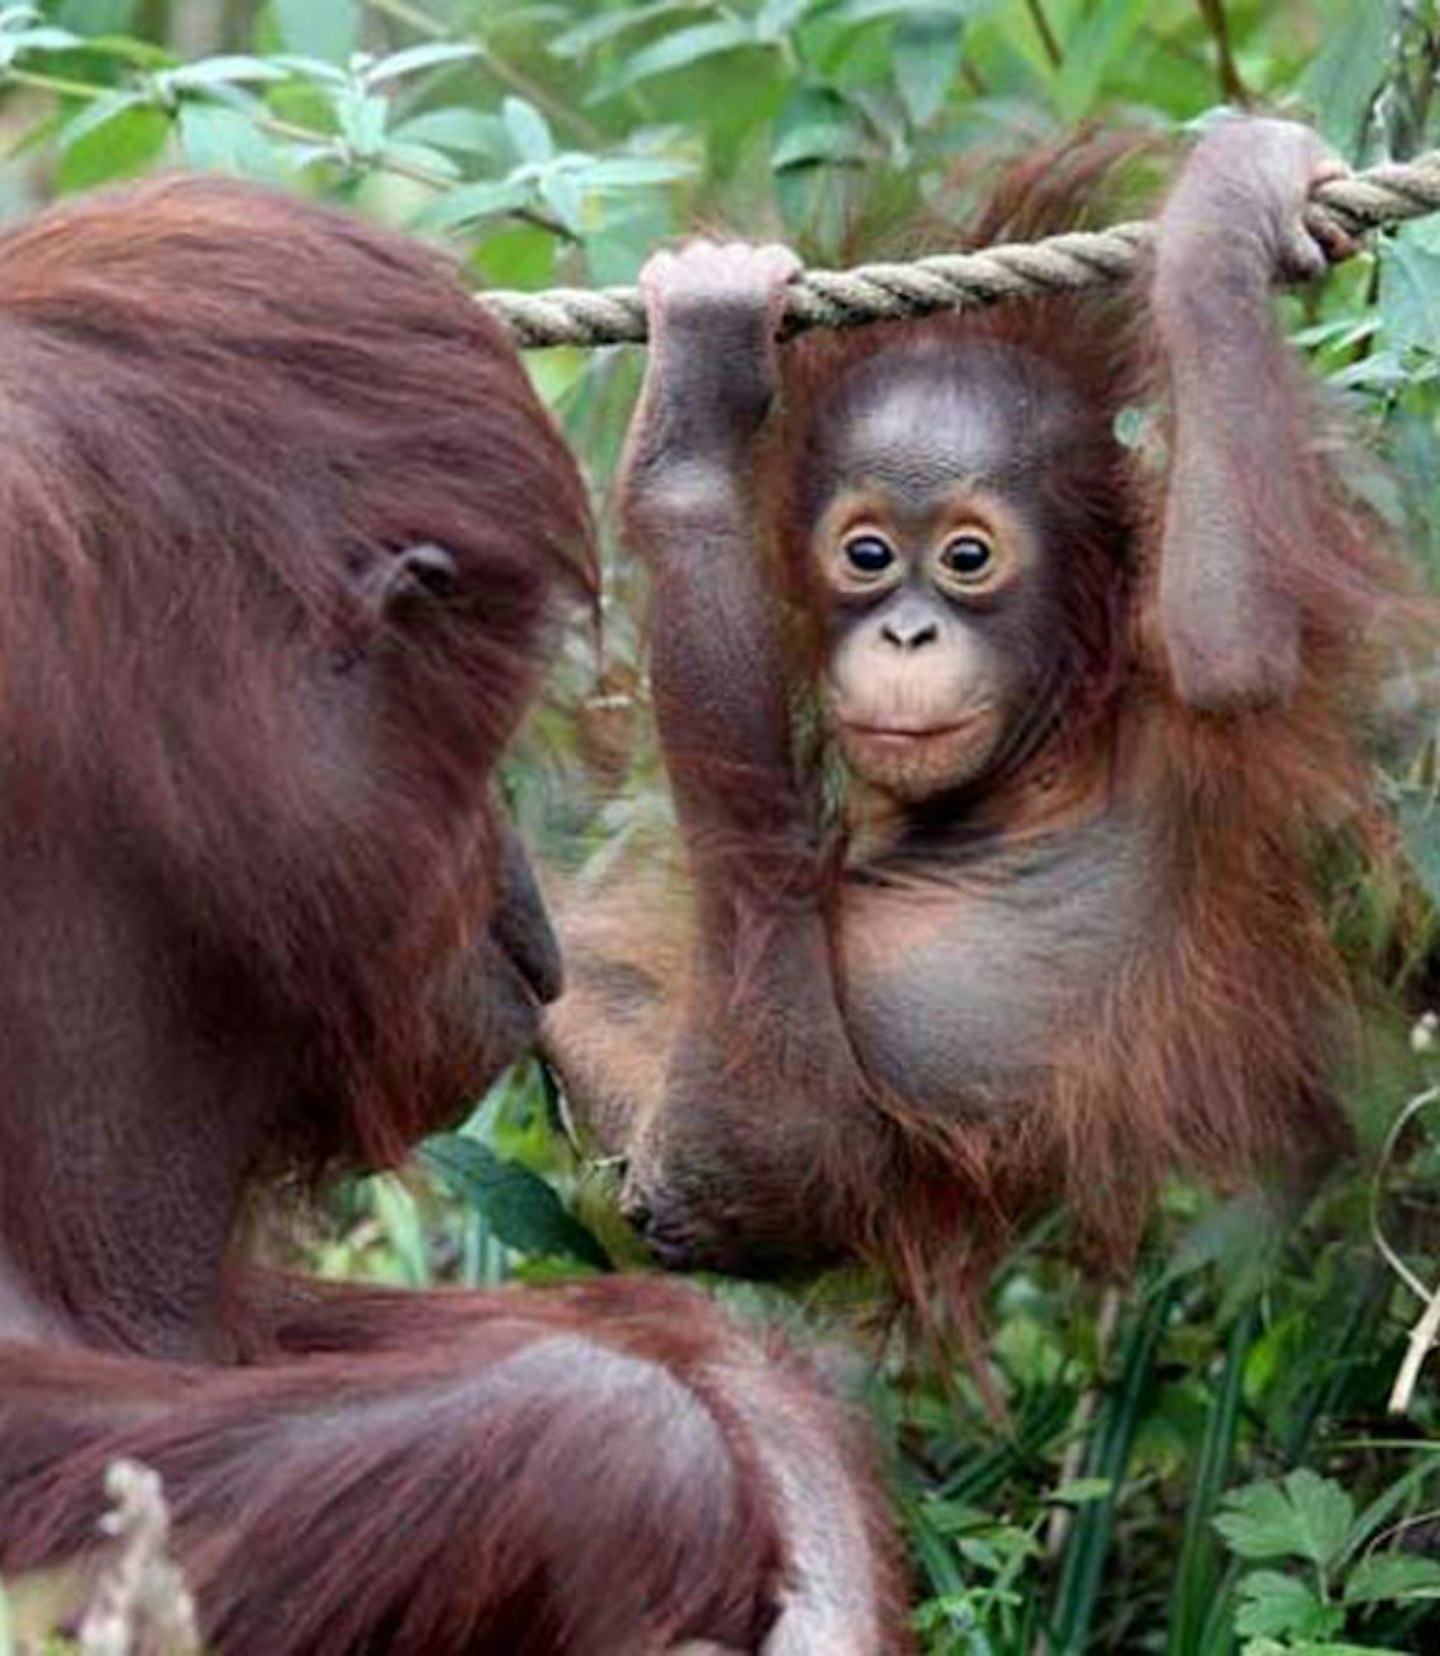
<box><xmin>841</xmin><ymin>533</ymin><xmax>896</xmax><ymax>576</ymax></box>
<box><xmin>939</xmin><ymin>533</ymin><xmax>995</xmax><ymax>581</ymax></box>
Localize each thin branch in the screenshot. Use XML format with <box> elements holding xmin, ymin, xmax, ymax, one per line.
<box><xmin>367</xmin><ymin>0</ymin><xmax>448</xmax><ymax>32</ymax></box>
<box><xmin>6</xmin><ymin>66</ymin><xmax>109</xmax><ymax>101</ymax></box>
<box><xmin>1369</xmin><ymin>1079</ymin><xmax>1440</xmax><ymax>1415</ymax></box>
<box><xmin>1391</xmin><ymin>1280</ymin><xmax>1440</xmax><ymax>1414</ymax></box>
<box><xmin>1044</xmin><ymin>1286</ymin><xmax>1122</xmax><ymax>1561</ymax></box>
<box><xmin>364</xmin><ymin>0</ymin><xmax>603</xmax><ymax>146</ymax></box>
<box><xmin>1025</xmin><ymin>0</ymin><xmax>1063</xmax><ymax>69</ymax></box>
<box><xmin>1196</xmin><ymin>0</ymin><xmax>1248</xmax><ymax>104</ymax></box>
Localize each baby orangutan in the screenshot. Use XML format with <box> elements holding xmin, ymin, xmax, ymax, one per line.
<box><xmin>546</xmin><ymin>118</ymin><xmax>1414</xmax><ymax>1316</ymax></box>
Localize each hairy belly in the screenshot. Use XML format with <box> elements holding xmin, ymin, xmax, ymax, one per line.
<box><xmin>839</xmin><ymin>823</ymin><xmax>1160</xmax><ymax>1118</ymax></box>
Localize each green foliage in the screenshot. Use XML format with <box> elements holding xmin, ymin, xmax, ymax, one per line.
<box><xmin>3</xmin><ymin>3</ymin><xmax>1440</xmax><ymax>1652</ymax></box>
<box><xmin>421</xmin><ymin>1133</ymin><xmax>611</xmax><ymax>1269</ymax></box>
<box><xmin>1210</xmin><ymin>1466</ymin><xmax>1440</xmax><ymax>1652</ymax></box>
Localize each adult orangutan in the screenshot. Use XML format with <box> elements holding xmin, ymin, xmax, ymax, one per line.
<box><xmin>544</xmin><ymin>117</ymin><xmax>1417</xmax><ymax>1319</ymax></box>
<box><xmin>0</xmin><ymin>177</ymin><xmax>907</xmax><ymax>1655</ymax></box>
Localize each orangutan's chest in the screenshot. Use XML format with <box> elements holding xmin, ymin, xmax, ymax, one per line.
<box><xmin>839</xmin><ymin>820</ymin><xmax>1161</xmax><ymax>1116</ymax></box>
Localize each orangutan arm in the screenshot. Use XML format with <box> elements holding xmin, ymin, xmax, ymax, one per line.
<box><xmin>618</xmin><ymin>242</ymin><xmax>822</xmax><ymax>962</ymax></box>
<box><xmin>1152</xmin><ymin>117</ymin><xmax>1354</xmax><ymax>712</ymax></box>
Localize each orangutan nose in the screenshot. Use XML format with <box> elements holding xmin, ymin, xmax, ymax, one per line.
<box><xmin>618</xmin><ymin>1185</ymin><xmax>653</xmax><ymax>1234</ymax></box>
<box><xmin>621</xmin><ymin>1187</ymin><xmax>705</xmax><ymax>1272</ymax></box>
<box><xmin>880</xmin><ymin>600</ymin><xmax>939</xmax><ymax>651</ymax></box>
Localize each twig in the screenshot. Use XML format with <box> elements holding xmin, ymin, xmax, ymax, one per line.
<box><xmin>365</xmin><ymin>0</ymin><xmax>603</xmax><ymax>147</ymax></box>
<box><xmin>367</xmin><ymin>0</ymin><xmax>447</xmax><ymax>31</ymax></box>
<box><xmin>1196</xmin><ymin>0</ymin><xmax>1248</xmax><ymax>104</ymax></box>
<box><xmin>1044</xmin><ymin>1286</ymin><xmax>1122</xmax><ymax>1561</ymax></box>
<box><xmin>7</xmin><ymin>66</ymin><xmax>110</xmax><ymax>101</ymax></box>
<box><xmin>78</xmin><ymin>1460</ymin><xmax>199</xmax><ymax>1656</ymax></box>
<box><xmin>1025</xmin><ymin>0</ymin><xmax>1064</xmax><ymax>69</ymax></box>
<box><xmin>1391</xmin><ymin>1281</ymin><xmax>1440</xmax><ymax>1415</ymax></box>
<box><xmin>1368</xmin><ymin>1075</ymin><xmax>1440</xmax><ymax>1415</ymax></box>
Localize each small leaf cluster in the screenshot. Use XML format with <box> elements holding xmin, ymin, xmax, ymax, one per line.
<box><xmin>1216</xmin><ymin>1469</ymin><xmax>1440</xmax><ymax>1653</ymax></box>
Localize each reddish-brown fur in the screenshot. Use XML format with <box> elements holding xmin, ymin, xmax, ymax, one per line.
<box><xmin>545</xmin><ymin>128</ymin><xmax>1422</xmax><ymax>1335</ymax></box>
<box><xmin>772</xmin><ymin>293</ymin><xmax>1379</xmax><ymax>1306</ymax></box>
<box><xmin>0</xmin><ymin>178</ymin><xmax>908</xmax><ymax>1653</ymax></box>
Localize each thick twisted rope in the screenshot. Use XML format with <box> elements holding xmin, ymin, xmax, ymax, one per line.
<box><xmin>481</xmin><ymin>149</ymin><xmax>1440</xmax><ymax>350</ymax></box>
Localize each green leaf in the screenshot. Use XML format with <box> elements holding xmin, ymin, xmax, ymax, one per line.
<box><xmin>755</xmin><ymin>0</ymin><xmax>808</xmax><ymax>41</ymax></box>
<box><xmin>1327</xmin><ymin>350</ymin><xmax>1413</xmax><ymax>395</ymax></box>
<box><xmin>1299</xmin><ymin>0</ymin><xmax>1397</xmax><ymax>152</ymax></box>
<box><xmin>273</xmin><ymin>0</ymin><xmax>357</xmax><ymax>65</ymax></box>
<box><xmin>58</xmin><ymin>95</ymin><xmax>168</xmax><ymax>190</ymax></box>
<box><xmin>57</xmin><ymin>85</ymin><xmax>146</xmax><ymax>150</ymax></box>
<box><xmin>412</xmin><ymin>177</ymin><xmax>533</xmax><ymax>232</ymax></box>
<box><xmin>1234</xmin><ymin>1571</ymin><xmax>1343</xmax><ymax>1640</ymax></box>
<box><xmin>1380</xmin><ymin>229</ymin><xmax>1440</xmax><ymax>358</ymax></box>
<box><xmin>551</xmin><ymin>1</ymin><xmax>693</xmax><ymax>60</ymax></box>
<box><xmin>584</xmin><ymin>192</ymin><xmax>673</xmax><ymax>286</ymax></box>
<box><xmin>503</xmin><ymin>95</ymin><xmax>554</xmax><ymax>164</ymax></box>
<box><xmin>832</xmin><ymin>0</ymin><xmax>968</xmax><ymax>20</ymax></box>
<box><xmin>421</xmin><ymin>1135</ymin><xmax>610</xmax><ymax>1268</ymax></box>
<box><xmin>538</xmin><ymin>166</ymin><xmax>583</xmax><ymax>234</ymax></box>
<box><xmin>771</xmin><ymin>85</ymin><xmax>870</xmax><ymax>169</ymax></box>
<box><xmin>893</xmin><ymin>11</ymin><xmax>965</xmax><ymax>127</ymax></box>
<box><xmin>1166</xmin><ymin>1191</ymin><xmax>1284</xmax><ymax>1316</ymax></box>
<box><xmin>67</xmin><ymin>30</ymin><xmax>174</xmax><ymax>68</ymax></box>
<box><xmin>287</xmin><ymin>141</ymin><xmax>342</xmax><ymax>171</ymax></box>
<box><xmin>270</xmin><ymin>52</ymin><xmax>349</xmax><ymax>85</ymax></box>
<box><xmin>1049</xmin><ymin>1479</ymin><xmax>1114</xmax><ymax>1505</ymax></box>
<box><xmin>177</xmin><ymin>102</ymin><xmax>282</xmax><ymax>177</ymax></box>
<box><xmin>575</xmin><ymin>155</ymin><xmax>694</xmax><ymax>190</ymax></box>
<box><xmin>1216</xmin><ymin>1482</ymin><xmax>1314</xmax><ymax>1563</ymax></box>
<box><xmin>381</xmin><ymin>139</ymin><xmax>460</xmax><ymax>179</ymax></box>
<box><xmin>1167</xmin><ymin>1305</ymin><xmax>1257</xmax><ymax>1656</ymax></box>
<box><xmin>1398</xmin><ymin>790</ymin><xmax>1440</xmax><ymax>907</ymax></box>
<box><xmin>1215</xmin><ymin>1474</ymin><xmax>1354</xmax><ymax>1570</ymax></box>
<box><xmin>389</xmin><ymin>107</ymin><xmax>501</xmax><ymax>158</ymax></box>
<box><xmin>0</xmin><ymin>21</ymin><xmax>79</xmax><ymax>67</ymax></box>
<box><xmin>1277</xmin><ymin>1646</ymin><xmax>1416</xmax><ymax>1655</ymax></box>
<box><xmin>1053</xmin><ymin>0</ymin><xmax>1149</xmax><ymax>121</ymax></box>
<box><xmin>606</xmin><ymin>17</ymin><xmax>756</xmax><ymax>93</ymax></box>
<box><xmin>364</xmin><ymin>42</ymin><xmax>479</xmax><ymax>87</ymax></box>
<box><xmin>1344</xmin><ymin>1552</ymin><xmax>1440</xmax><ymax>1606</ymax></box>
<box><xmin>369</xmin><ymin>1174</ymin><xmax>431</xmax><ymax>1288</ymax></box>
<box><xmin>336</xmin><ymin>88</ymin><xmax>388</xmax><ymax>160</ymax></box>
<box><xmin>1281</xmin><ymin>1470</ymin><xmax>1354</xmax><ymax>1570</ymax></box>
<box><xmin>170</xmin><ymin>54</ymin><xmax>288</xmax><ymax>90</ymax></box>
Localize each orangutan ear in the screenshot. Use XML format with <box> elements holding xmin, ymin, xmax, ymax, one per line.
<box><xmin>361</xmin><ymin>541</ymin><xmax>461</xmax><ymax>616</ymax></box>
<box><xmin>334</xmin><ymin>542</ymin><xmax>462</xmax><ymax>672</ymax></box>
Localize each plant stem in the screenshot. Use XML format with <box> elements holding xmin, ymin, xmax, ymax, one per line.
<box><xmin>6</xmin><ymin>66</ymin><xmax>108</xmax><ymax>101</ymax></box>
<box><xmin>1196</xmin><ymin>0</ymin><xmax>1247</xmax><ymax>103</ymax></box>
<box><xmin>367</xmin><ymin>0</ymin><xmax>447</xmax><ymax>32</ymax></box>
<box><xmin>1025</xmin><ymin>0</ymin><xmax>1063</xmax><ymax>69</ymax></box>
<box><xmin>364</xmin><ymin>0</ymin><xmax>603</xmax><ymax>146</ymax></box>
